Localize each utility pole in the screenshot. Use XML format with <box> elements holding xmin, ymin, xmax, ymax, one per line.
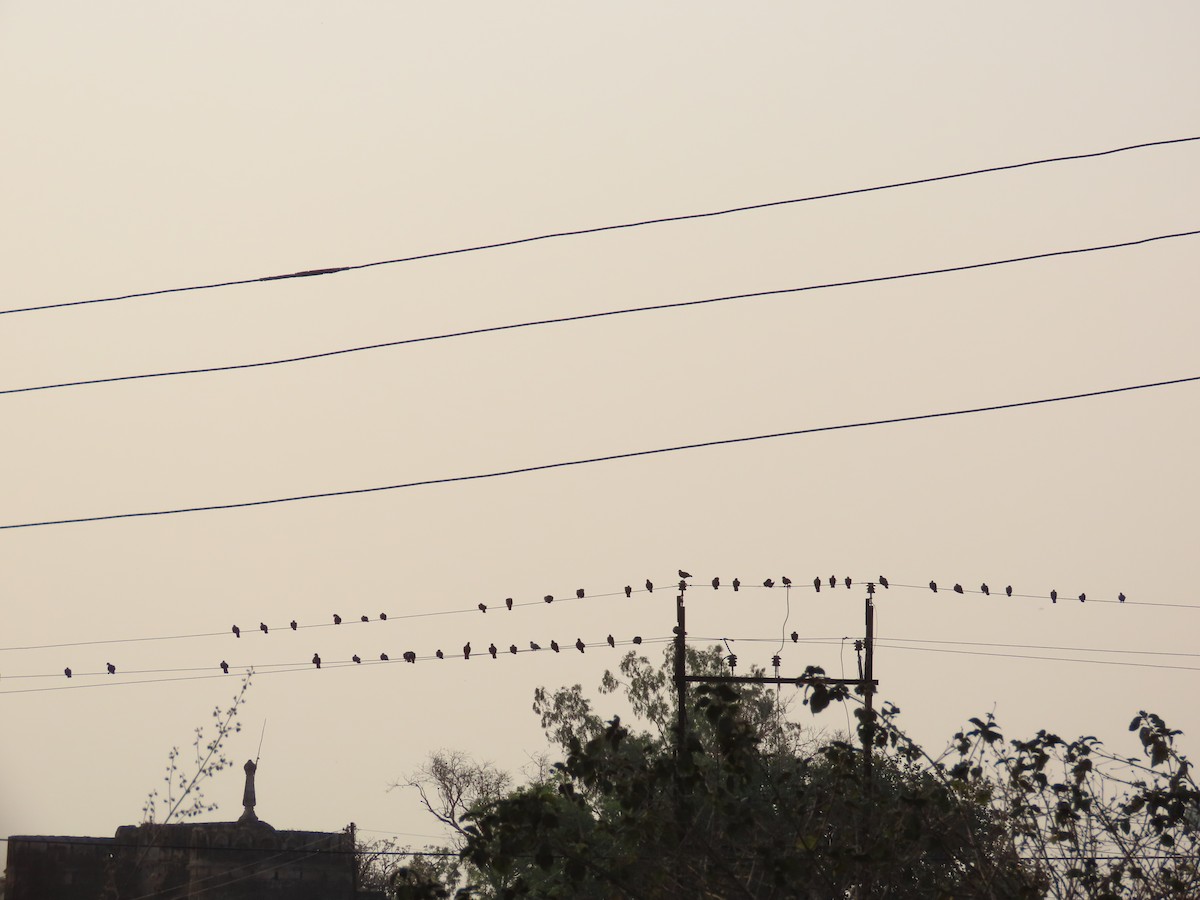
<box><xmin>674</xmin><ymin>587</ymin><xmax>687</xmax><ymax>757</ymax></box>
<box><xmin>863</xmin><ymin>593</ymin><xmax>876</xmax><ymax>786</ymax></box>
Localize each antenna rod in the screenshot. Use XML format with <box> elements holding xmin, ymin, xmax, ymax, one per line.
<box><xmin>255</xmin><ymin>720</ymin><xmax>267</xmax><ymax>764</ymax></box>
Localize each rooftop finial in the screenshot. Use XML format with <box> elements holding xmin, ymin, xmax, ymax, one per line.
<box><xmin>238</xmin><ymin>759</ymin><xmax>259</xmax><ymax>824</ymax></box>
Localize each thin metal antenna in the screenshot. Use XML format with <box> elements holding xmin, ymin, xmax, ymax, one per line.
<box><xmin>255</xmin><ymin>720</ymin><xmax>267</xmax><ymax>765</ymax></box>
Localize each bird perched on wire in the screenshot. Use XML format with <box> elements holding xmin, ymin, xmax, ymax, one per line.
<box><xmin>380</xmin><ymin>613</ymin><xmax>388</xmax><ymax>621</ymax></box>
<box><xmin>645</xmin><ymin>579</ymin><xmax>654</xmax><ymax>593</ymax></box>
<box><xmin>107</xmin><ymin>663</ymin><xmax>116</xmax><ymax>675</ymax></box>
<box><xmin>844</xmin><ymin>577</ymin><xmax>851</xmax><ymax>589</ymax></box>
<box><xmin>436</xmin><ymin>649</ymin><xmax>444</xmax><ymax>659</ymax></box>
<box><xmin>64</xmin><ymin>668</ymin><xmax>72</xmax><ymax>678</ymax></box>
<box><xmin>1078</xmin><ymin>593</ymin><xmax>1086</xmax><ymax>603</ymax></box>
<box><xmin>576</xmin><ymin>588</ymin><xmax>585</xmax><ymax>599</ymax></box>
<box><xmin>544</xmin><ymin>595</ymin><xmax>554</xmax><ymax>604</ymax></box>
<box><xmin>1050</xmin><ymin>590</ymin><xmax>1057</xmax><ymax>603</ymax></box>
<box><xmin>505</xmin><ymin>598</ymin><xmax>513</xmax><ymax>611</ymax></box>
<box><xmin>1005</xmin><ymin>586</ymin><xmax>1013</xmax><ymax>597</ymax></box>
<box><xmin>679</xmin><ymin>569</ymin><xmax>692</xmax><ymax>580</ymax></box>
<box><xmin>260</xmin><ymin>622</ymin><xmax>268</xmax><ymax>635</ymax></box>
<box><xmin>404</xmin><ymin>652</ymin><xmax>416</xmax><ymax>664</ymax></box>
<box><xmin>791</xmin><ymin>631</ymin><xmax>799</xmax><ymax>643</ymax></box>
<box><xmin>463</xmin><ymin>643</ymin><xmax>471</xmax><ymax>660</ymax></box>
<box><xmin>624</xmin><ymin>585</ymin><xmax>632</xmax><ymax>598</ymax></box>
<box><xmin>352</xmin><ymin>655</ymin><xmax>361</xmax><ymax>664</ymax></box>
<box><xmin>632</xmin><ymin>636</ymin><xmax>643</xmax><ymax>644</ymax></box>
<box><xmin>220</xmin><ymin>661</ymin><xmax>229</xmax><ymax>674</ymax></box>
<box><xmin>509</xmin><ymin>644</ymin><xmax>518</xmax><ymax>655</ymax></box>
<box><xmin>813</xmin><ymin>577</ymin><xmax>821</xmax><ymax>592</ymax></box>
<box><xmin>380</xmin><ymin>653</ymin><xmax>389</xmax><ymax>661</ymax></box>
<box><xmin>576</xmin><ymin>639</ymin><xmax>586</xmax><ymax>653</ymax></box>
<box><xmin>488</xmin><ymin>643</ymin><xmax>498</xmax><ymax>659</ymax></box>
<box><xmin>782</xmin><ymin>576</ymin><xmax>792</xmax><ymax>587</ymax></box>
<box><xmin>530</xmin><ymin>641</ymin><xmax>541</xmax><ymax>651</ymax></box>
<box><xmin>333</xmin><ymin>614</ymin><xmax>342</xmax><ymax>625</ymax></box>
<box><xmin>712</xmin><ymin>577</ymin><xmax>720</xmax><ymax>590</ymax></box>
<box><xmin>929</xmin><ymin>581</ymin><xmax>938</xmax><ymax>593</ymax></box>
<box><xmin>953</xmin><ymin>584</ymin><xmax>963</xmax><ymax>594</ymax></box>
<box><xmin>312</xmin><ymin>654</ymin><xmax>321</xmax><ymax>669</ymax></box>
<box><xmin>733</xmin><ymin>578</ymin><xmax>741</xmax><ymax>591</ymax></box>
<box><xmin>763</xmin><ymin>579</ymin><xmax>775</xmax><ymax>588</ymax></box>
<box><xmin>607</xmin><ymin>634</ymin><xmax>615</xmax><ymax>648</ymax></box>
<box><xmin>232</xmin><ymin>625</ymin><xmax>241</xmax><ymax>638</ymax></box>
<box><xmin>478</xmin><ymin>603</ymin><xmax>487</xmax><ymax>614</ymax></box>
<box><xmin>550</xmin><ymin>640</ymin><xmax>560</xmax><ymax>653</ymax></box>
<box><xmin>1119</xmin><ymin>592</ymin><xmax>1126</xmax><ymax>603</ymax></box>
<box><xmin>981</xmin><ymin>583</ymin><xmax>989</xmax><ymax>596</ymax></box>
<box><xmin>830</xmin><ymin>576</ymin><xmax>836</xmax><ymax>588</ymax></box>
<box><xmin>361</xmin><ymin>615</ymin><xmax>369</xmax><ymax>623</ymax></box>
<box><xmin>879</xmin><ymin>576</ymin><xmax>889</xmax><ymax>589</ymax></box>
<box><xmin>290</xmin><ymin>620</ymin><xmax>298</xmax><ymax>631</ymax></box>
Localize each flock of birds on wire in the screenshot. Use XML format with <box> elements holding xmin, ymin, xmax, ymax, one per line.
<box><xmin>58</xmin><ymin>571</ymin><xmax>1127</xmax><ymax>680</ymax></box>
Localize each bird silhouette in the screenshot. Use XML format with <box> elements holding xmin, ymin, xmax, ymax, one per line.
<box><xmin>380</xmin><ymin>653</ymin><xmax>389</xmax><ymax>661</ymax></box>
<box><xmin>679</xmin><ymin>569</ymin><xmax>692</xmax><ymax>579</ymax></box>
<box><xmin>829</xmin><ymin>576</ymin><xmax>836</xmax><ymax>588</ymax></box>
<box><xmin>551</xmin><ymin>640</ymin><xmax>560</xmax><ymax>653</ymax></box>
<box><xmin>107</xmin><ymin>663</ymin><xmax>116</xmax><ymax>675</ymax></box>
<box><xmin>352</xmin><ymin>655</ymin><xmax>361</xmax><ymax>664</ymax></box>
<box><xmin>981</xmin><ymin>584</ymin><xmax>990</xmax><ymax>596</ymax></box>
<box><xmin>463</xmin><ymin>643</ymin><xmax>471</xmax><ymax>659</ymax></box>
<box><xmin>1005</xmin><ymin>585</ymin><xmax>1013</xmax><ymax>597</ymax></box>
<box><xmin>290</xmin><ymin>620</ymin><xmax>298</xmax><ymax>631</ymax></box>
<box><xmin>380</xmin><ymin>613</ymin><xmax>388</xmax><ymax>620</ymax></box>
<box><xmin>1078</xmin><ymin>593</ymin><xmax>1086</xmax><ymax>603</ymax></box>
<box><xmin>64</xmin><ymin>667</ymin><xmax>72</xmax><ymax>678</ymax></box>
<box><xmin>312</xmin><ymin>654</ymin><xmax>320</xmax><ymax>669</ymax></box>
<box><xmin>333</xmin><ymin>614</ymin><xmax>342</xmax><ymax>625</ymax></box>
<box><xmin>791</xmin><ymin>631</ymin><xmax>799</xmax><ymax>643</ymax></box>
<box><xmin>732</xmin><ymin>578</ymin><xmax>740</xmax><ymax>591</ymax></box>
<box><xmin>576</xmin><ymin>588</ymin><xmax>585</xmax><ymax>599</ymax></box>
<box><xmin>505</xmin><ymin>598</ymin><xmax>513</xmax><ymax>611</ymax></box>
<box><xmin>576</xmin><ymin>638</ymin><xmax>585</xmax><ymax>653</ymax></box>
<box><xmin>436</xmin><ymin>650</ymin><xmax>444</xmax><ymax>659</ymax></box>
<box><xmin>782</xmin><ymin>576</ymin><xmax>792</xmax><ymax>587</ymax></box>
<box><xmin>624</xmin><ymin>585</ymin><xmax>632</xmax><ymax>598</ymax></box>
<box><xmin>260</xmin><ymin>622</ymin><xmax>268</xmax><ymax>635</ymax></box>
<box><xmin>844</xmin><ymin>577</ymin><xmax>851</xmax><ymax>589</ymax></box>
<box><xmin>361</xmin><ymin>615</ymin><xmax>369</xmax><ymax>622</ymax></box>
<box><xmin>404</xmin><ymin>652</ymin><xmax>416</xmax><ymax>663</ymax></box>
<box><xmin>478</xmin><ymin>603</ymin><xmax>487</xmax><ymax>614</ymax></box>
<box><xmin>488</xmin><ymin>643</ymin><xmax>498</xmax><ymax>659</ymax></box>
<box><xmin>530</xmin><ymin>641</ymin><xmax>541</xmax><ymax>651</ymax></box>
<box><xmin>632</xmin><ymin>636</ymin><xmax>643</xmax><ymax>644</ymax></box>
<box><xmin>929</xmin><ymin>581</ymin><xmax>937</xmax><ymax>592</ymax></box>
<box><xmin>509</xmin><ymin>644</ymin><xmax>518</xmax><ymax>655</ymax></box>
<box><xmin>763</xmin><ymin>579</ymin><xmax>775</xmax><ymax>588</ymax></box>
<box><xmin>645</xmin><ymin>579</ymin><xmax>653</xmax><ymax>593</ymax></box>
<box><xmin>220</xmin><ymin>661</ymin><xmax>229</xmax><ymax>674</ymax></box>
<box><xmin>813</xmin><ymin>577</ymin><xmax>821</xmax><ymax>593</ymax></box>
<box><xmin>879</xmin><ymin>576</ymin><xmax>889</xmax><ymax>589</ymax></box>
<box><xmin>712</xmin><ymin>577</ymin><xmax>720</xmax><ymax>590</ymax></box>
<box><xmin>232</xmin><ymin>625</ymin><xmax>240</xmax><ymax>638</ymax></box>
<box><xmin>1119</xmin><ymin>592</ymin><xmax>1126</xmax><ymax>603</ymax></box>
<box><xmin>1050</xmin><ymin>590</ymin><xmax>1057</xmax><ymax>603</ymax></box>
<box><xmin>953</xmin><ymin>584</ymin><xmax>963</xmax><ymax>594</ymax></box>
<box><xmin>607</xmin><ymin>634</ymin><xmax>615</xmax><ymax>648</ymax></box>
<box><xmin>544</xmin><ymin>595</ymin><xmax>554</xmax><ymax>604</ymax></box>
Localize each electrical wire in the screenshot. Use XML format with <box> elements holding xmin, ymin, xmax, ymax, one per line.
<box><xmin>4</xmin><ymin>373</ymin><xmax>1198</xmax><ymax>530</ymax></box>
<box><xmin>877</xmin><ymin>641</ymin><xmax>1200</xmax><ymax>673</ymax></box>
<box><xmin>6</xmin><ymin>134</ymin><xmax>1195</xmax><ymax>317</ymax></box>
<box><xmin>6</xmin><ymin>227</ymin><xmax>1199</xmax><ymax>397</ymax></box>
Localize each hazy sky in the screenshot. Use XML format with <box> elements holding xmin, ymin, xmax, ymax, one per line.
<box><xmin>3</xmin><ymin>2</ymin><xmax>1199</xmax><ymax>866</ymax></box>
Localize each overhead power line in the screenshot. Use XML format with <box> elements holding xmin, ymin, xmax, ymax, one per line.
<box><xmin>2</xmin><ymin>374</ymin><xmax>1197</xmax><ymax>530</ymax></box>
<box><xmin>3</xmin><ymin>135</ymin><xmax>1196</xmax><ymax>317</ymax></box>
<box><xmin>4</xmin><ymin>227</ymin><xmax>1198</xmax><ymax>397</ymax></box>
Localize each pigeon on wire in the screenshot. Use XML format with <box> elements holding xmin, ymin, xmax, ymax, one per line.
<box><xmin>763</xmin><ymin>579</ymin><xmax>775</xmax><ymax>588</ymax></box>
<box><xmin>953</xmin><ymin>584</ymin><xmax>963</xmax><ymax>594</ymax></box>
<box><xmin>1051</xmin><ymin>590</ymin><xmax>1058</xmax><ymax>603</ymax></box>
<box><xmin>436</xmin><ymin>650</ymin><xmax>444</xmax><ymax>659</ymax></box>
<box><xmin>352</xmin><ymin>655</ymin><xmax>361</xmax><ymax>664</ymax></box>
<box><xmin>232</xmin><ymin>625</ymin><xmax>241</xmax><ymax>638</ymax></box>
<box><xmin>576</xmin><ymin>588</ymin><xmax>585</xmax><ymax>599</ymax></box>
<box><xmin>981</xmin><ymin>584</ymin><xmax>989</xmax><ymax>596</ymax></box>
<box><xmin>107</xmin><ymin>663</ymin><xmax>116</xmax><ymax>675</ymax></box>
<box><xmin>479</xmin><ymin>603</ymin><xmax>487</xmax><ymax>614</ymax></box>
<box><xmin>1119</xmin><ymin>592</ymin><xmax>1126</xmax><ymax>603</ymax></box>
<box><xmin>607</xmin><ymin>634</ymin><xmax>615</xmax><ymax>648</ymax></box>
<box><xmin>1079</xmin><ymin>593</ymin><xmax>1086</xmax><ymax>603</ymax></box>
<box><xmin>879</xmin><ymin>576</ymin><xmax>889</xmax><ymax>589</ymax></box>
<box><xmin>505</xmin><ymin>598</ymin><xmax>513</xmax><ymax>611</ymax></box>
<box><xmin>260</xmin><ymin>622</ymin><xmax>269</xmax><ymax>635</ymax></box>
<box><xmin>1005</xmin><ymin>586</ymin><xmax>1012</xmax><ymax>597</ymax></box>
<box><xmin>489</xmin><ymin>643</ymin><xmax>498</xmax><ymax>659</ymax></box>
<box><xmin>712</xmin><ymin>577</ymin><xmax>720</xmax><ymax>590</ymax></box>
<box><xmin>679</xmin><ymin>570</ymin><xmax>692</xmax><ymax>579</ymax></box>
<box><xmin>645</xmin><ymin>579</ymin><xmax>654</xmax><ymax>593</ymax></box>
<box><xmin>509</xmin><ymin>645</ymin><xmax>518</xmax><ymax>655</ymax></box>
<box><xmin>830</xmin><ymin>576</ymin><xmax>836</xmax><ymax>588</ymax></box>
<box><xmin>632</xmin><ymin>636</ymin><xmax>643</xmax><ymax>644</ymax></box>
<box><xmin>404</xmin><ymin>652</ymin><xmax>417</xmax><ymax>663</ymax></box>
<box><xmin>312</xmin><ymin>654</ymin><xmax>321</xmax><ymax>669</ymax></box>
<box><xmin>813</xmin><ymin>577</ymin><xmax>821</xmax><ymax>593</ymax></box>
<box><xmin>380</xmin><ymin>613</ymin><xmax>388</xmax><ymax>620</ymax></box>
<box><xmin>64</xmin><ymin>668</ymin><xmax>72</xmax><ymax>678</ymax></box>
<box><xmin>791</xmin><ymin>631</ymin><xmax>799</xmax><ymax>643</ymax></box>
<box><xmin>545</xmin><ymin>595</ymin><xmax>554</xmax><ymax>604</ymax></box>
<box><xmin>733</xmin><ymin>578</ymin><xmax>741</xmax><ymax>592</ymax></box>
<box><xmin>551</xmin><ymin>640</ymin><xmax>560</xmax><ymax>653</ymax></box>
<box><xmin>530</xmin><ymin>641</ymin><xmax>541</xmax><ymax>651</ymax></box>
<box><xmin>463</xmin><ymin>643</ymin><xmax>472</xmax><ymax>660</ymax></box>
<box><xmin>333</xmin><ymin>614</ymin><xmax>342</xmax><ymax>625</ymax></box>
<box><xmin>380</xmin><ymin>653</ymin><xmax>389</xmax><ymax>661</ymax></box>
<box><xmin>290</xmin><ymin>620</ymin><xmax>298</xmax><ymax>631</ymax></box>
<box><xmin>929</xmin><ymin>581</ymin><xmax>937</xmax><ymax>593</ymax></box>
<box><xmin>624</xmin><ymin>585</ymin><xmax>632</xmax><ymax>598</ymax></box>
<box><xmin>361</xmin><ymin>615</ymin><xmax>369</xmax><ymax>622</ymax></box>
<box><xmin>782</xmin><ymin>577</ymin><xmax>792</xmax><ymax>587</ymax></box>
<box><xmin>576</xmin><ymin>638</ymin><xmax>586</xmax><ymax>653</ymax></box>
<box><xmin>220</xmin><ymin>661</ymin><xmax>229</xmax><ymax>674</ymax></box>
<box><xmin>844</xmin><ymin>577</ymin><xmax>851</xmax><ymax>589</ymax></box>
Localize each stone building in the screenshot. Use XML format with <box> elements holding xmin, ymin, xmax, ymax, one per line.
<box><xmin>4</xmin><ymin>760</ymin><xmax>374</xmax><ymax>899</ymax></box>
